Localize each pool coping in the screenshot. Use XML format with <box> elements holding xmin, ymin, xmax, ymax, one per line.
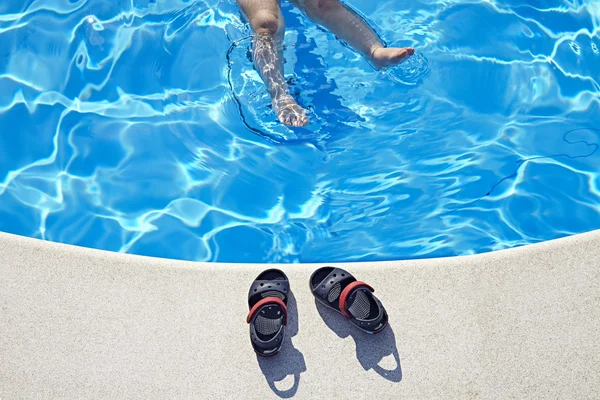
<box><xmin>1</xmin><ymin>230</ymin><xmax>599</xmax><ymax>399</ymax></box>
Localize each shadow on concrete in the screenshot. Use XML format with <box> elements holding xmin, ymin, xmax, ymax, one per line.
<box><xmin>257</xmin><ymin>292</ymin><xmax>306</xmax><ymax>398</ymax></box>
<box><xmin>315</xmin><ymin>300</ymin><xmax>403</xmax><ymax>382</ymax></box>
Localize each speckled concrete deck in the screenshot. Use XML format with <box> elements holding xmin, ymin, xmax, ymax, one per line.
<box><xmin>1</xmin><ymin>230</ymin><xmax>599</xmax><ymax>399</ymax></box>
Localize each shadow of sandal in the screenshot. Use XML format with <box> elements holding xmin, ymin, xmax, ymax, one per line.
<box><xmin>315</xmin><ymin>299</ymin><xmax>402</xmax><ymax>382</ymax></box>
<box><xmin>257</xmin><ymin>292</ymin><xmax>306</xmax><ymax>398</ymax></box>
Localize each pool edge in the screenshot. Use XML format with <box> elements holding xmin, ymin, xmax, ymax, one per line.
<box><xmin>1</xmin><ymin>230</ymin><xmax>599</xmax><ymax>398</ymax></box>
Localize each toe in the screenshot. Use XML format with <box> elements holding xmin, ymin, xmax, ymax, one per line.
<box><xmin>274</xmin><ymin>99</ymin><xmax>309</xmax><ymax>127</ymax></box>
<box><xmin>391</xmin><ymin>48</ymin><xmax>413</xmax><ymax>64</ymax></box>
<box><xmin>292</xmin><ymin>115</ymin><xmax>303</xmax><ymax>127</ymax></box>
<box><xmin>296</xmin><ymin>112</ymin><xmax>309</xmax><ymax>127</ymax></box>
<box><xmin>397</xmin><ymin>49</ymin><xmax>409</xmax><ymax>60</ymax></box>
<box><xmin>279</xmin><ymin>113</ymin><xmax>291</xmax><ymax>126</ymax></box>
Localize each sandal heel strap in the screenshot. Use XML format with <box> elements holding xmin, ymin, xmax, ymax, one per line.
<box><xmin>247</xmin><ymin>297</ymin><xmax>288</xmax><ymax>325</ymax></box>
<box><xmin>339</xmin><ymin>281</ymin><xmax>374</xmax><ymax>318</ymax></box>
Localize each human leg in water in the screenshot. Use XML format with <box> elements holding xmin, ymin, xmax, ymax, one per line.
<box><xmin>237</xmin><ymin>0</ymin><xmax>310</xmax><ymax>127</ymax></box>
<box><xmin>291</xmin><ymin>0</ymin><xmax>414</xmax><ymax>69</ymax></box>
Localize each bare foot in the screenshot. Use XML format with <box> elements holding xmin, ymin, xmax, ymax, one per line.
<box><xmin>370</xmin><ymin>47</ymin><xmax>415</xmax><ymax>70</ymax></box>
<box><xmin>273</xmin><ymin>95</ymin><xmax>309</xmax><ymax>127</ymax></box>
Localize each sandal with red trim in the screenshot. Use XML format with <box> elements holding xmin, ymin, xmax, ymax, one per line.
<box><xmin>247</xmin><ymin>269</ymin><xmax>290</xmax><ymax>357</ymax></box>
<box><xmin>310</xmin><ymin>267</ymin><xmax>388</xmax><ymax>334</ymax></box>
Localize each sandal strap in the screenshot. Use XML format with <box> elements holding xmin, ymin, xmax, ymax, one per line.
<box><xmin>339</xmin><ymin>281</ymin><xmax>374</xmax><ymax>318</ymax></box>
<box><xmin>312</xmin><ymin>267</ymin><xmax>355</xmax><ymax>303</ymax></box>
<box><xmin>246</xmin><ymin>297</ymin><xmax>288</xmax><ymax>325</ymax></box>
<box><xmin>248</xmin><ymin>279</ymin><xmax>289</xmax><ymax>306</ymax></box>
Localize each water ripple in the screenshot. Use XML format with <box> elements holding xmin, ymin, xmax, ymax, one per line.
<box><xmin>0</xmin><ymin>0</ymin><xmax>599</xmax><ymax>263</ymax></box>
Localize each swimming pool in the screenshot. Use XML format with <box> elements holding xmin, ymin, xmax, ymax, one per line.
<box><xmin>0</xmin><ymin>0</ymin><xmax>598</xmax><ymax>263</ymax></box>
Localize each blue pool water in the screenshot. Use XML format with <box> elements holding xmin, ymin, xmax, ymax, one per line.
<box><xmin>0</xmin><ymin>0</ymin><xmax>599</xmax><ymax>263</ymax></box>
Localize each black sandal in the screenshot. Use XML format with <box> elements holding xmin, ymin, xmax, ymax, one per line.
<box><xmin>310</xmin><ymin>267</ymin><xmax>388</xmax><ymax>334</ymax></box>
<box><xmin>247</xmin><ymin>269</ymin><xmax>290</xmax><ymax>357</ymax></box>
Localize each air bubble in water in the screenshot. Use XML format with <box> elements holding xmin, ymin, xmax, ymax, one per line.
<box><xmin>522</xmin><ymin>25</ymin><xmax>533</xmax><ymax>38</ymax></box>
<box><xmin>569</xmin><ymin>41</ymin><xmax>581</xmax><ymax>54</ymax></box>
